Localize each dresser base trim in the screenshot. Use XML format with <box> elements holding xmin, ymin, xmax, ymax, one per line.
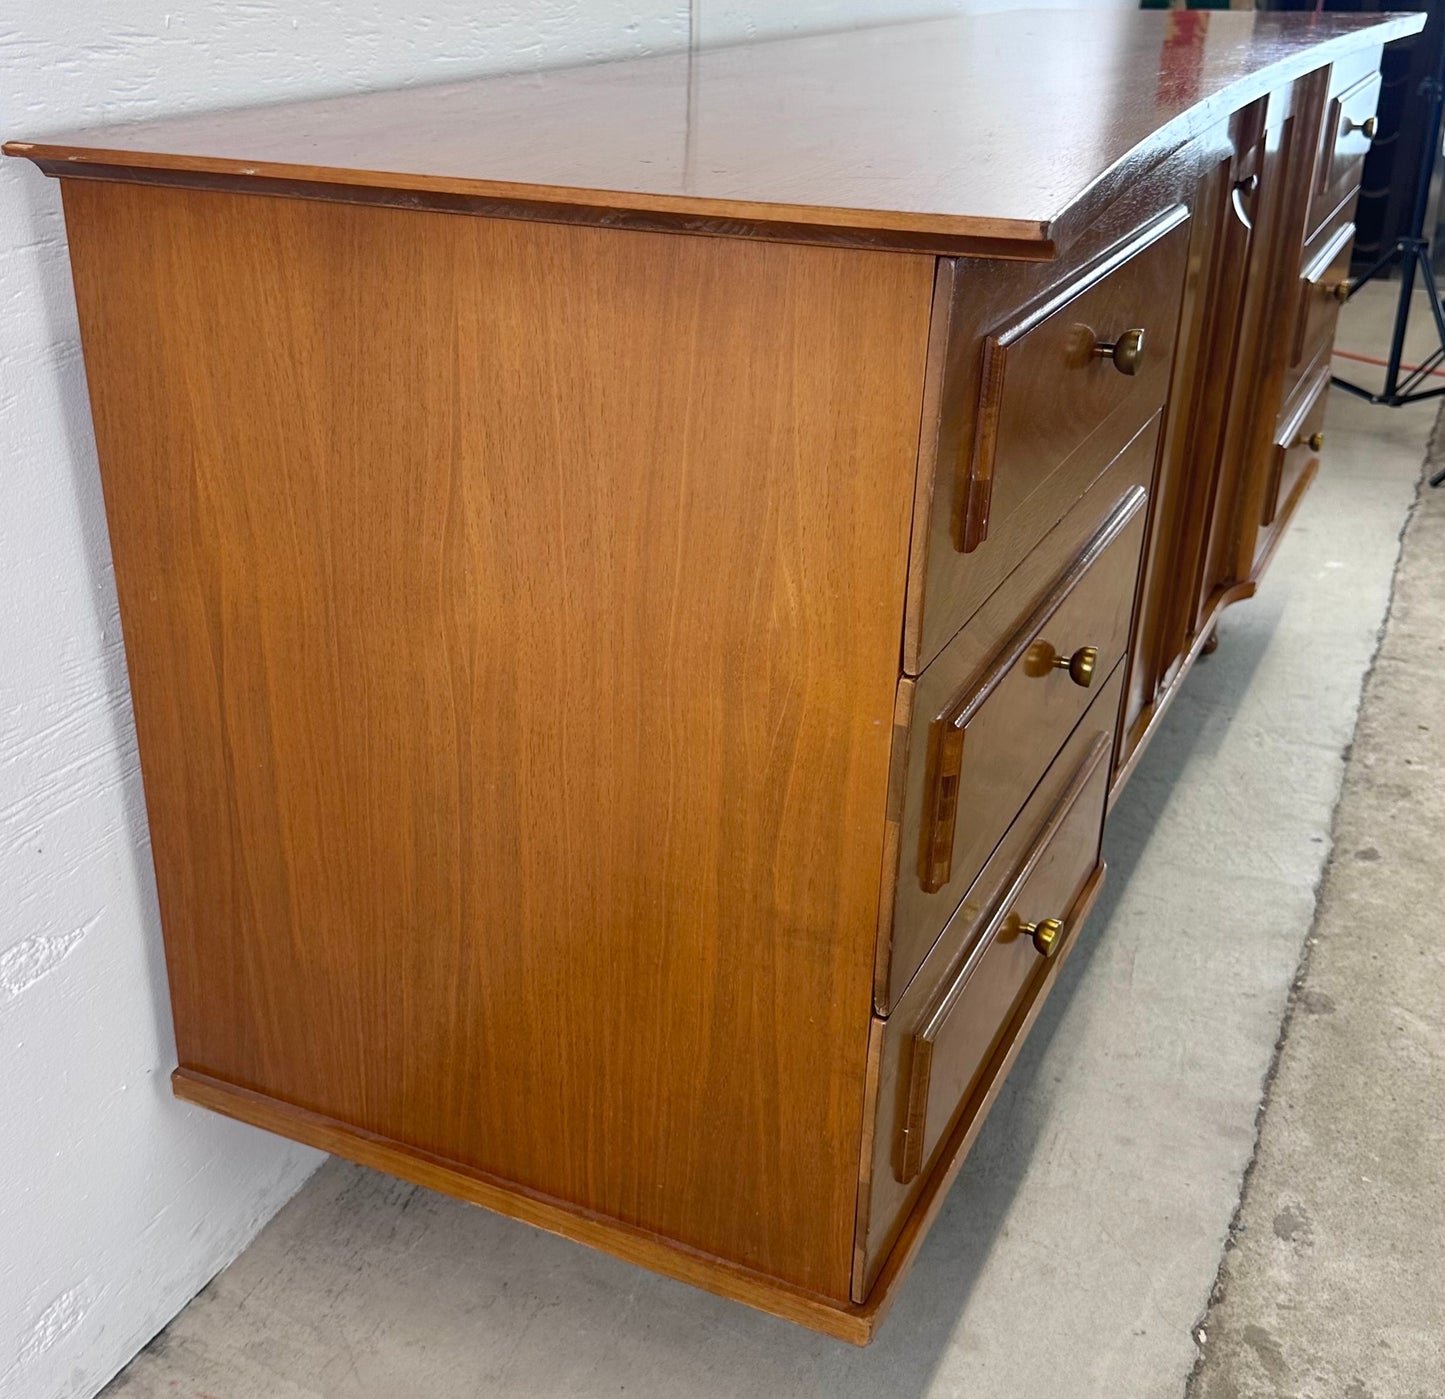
<box><xmin>172</xmin><ymin>1068</ymin><xmax>882</xmax><ymax>1345</ymax></box>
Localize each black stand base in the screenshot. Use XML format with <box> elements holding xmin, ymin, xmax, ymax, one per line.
<box><xmin>1331</xmin><ymin>236</ymin><xmax>1445</xmax><ymax>486</ymax></box>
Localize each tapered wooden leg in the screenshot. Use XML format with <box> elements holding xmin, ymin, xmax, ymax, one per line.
<box><xmin>1202</xmin><ymin>626</ymin><xmax>1220</xmax><ymax>656</ymax></box>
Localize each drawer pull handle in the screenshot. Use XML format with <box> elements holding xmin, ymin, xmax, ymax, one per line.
<box><xmin>1018</xmin><ymin>916</ymin><xmax>1065</xmax><ymax>958</ymax></box>
<box><xmin>1342</xmin><ymin>114</ymin><xmax>1378</xmax><ymax>140</ymax></box>
<box><xmin>1093</xmin><ymin>327</ymin><xmax>1146</xmax><ymax>375</ymax></box>
<box><xmin>1052</xmin><ymin>644</ymin><xmax>1098</xmax><ymax>688</ymax></box>
<box><xmin>1328</xmin><ymin>279</ymin><xmax>1352</xmax><ymax>304</ymax></box>
<box><xmin>1297</xmin><ymin>430</ymin><xmax>1325</xmax><ymax>452</ymax></box>
<box><xmin>1230</xmin><ymin>175</ymin><xmax>1257</xmax><ymax>232</ymax></box>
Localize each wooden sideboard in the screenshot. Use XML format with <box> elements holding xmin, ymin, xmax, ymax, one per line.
<box><xmin>7</xmin><ymin>8</ymin><xmax>1423</xmax><ymax>1344</ymax></box>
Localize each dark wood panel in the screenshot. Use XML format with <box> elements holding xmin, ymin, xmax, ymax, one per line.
<box><xmin>63</xmin><ymin>178</ymin><xmax>935</xmax><ymax>1303</ymax></box>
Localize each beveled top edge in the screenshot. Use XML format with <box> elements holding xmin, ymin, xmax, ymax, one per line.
<box><xmin>5</xmin><ymin>10</ymin><xmax>1426</xmax><ymax>255</ymax></box>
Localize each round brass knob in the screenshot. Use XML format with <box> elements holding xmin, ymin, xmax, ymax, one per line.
<box><xmin>1053</xmin><ymin>644</ymin><xmax>1098</xmax><ymax>688</ymax></box>
<box><xmin>1020</xmin><ymin>916</ymin><xmax>1064</xmax><ymax>958</ymax></box>
<box><xmin>1329</xmin><ymin>279</ymin><xmax>1352</xmax><ymax>303</ymax></box>
<box><xmin>1301</xmin><ymin>430</ymin><xmax>1325</xmax><ymax>452</ymax></box>
<box><xmin>1094</xmin><ymin>327</ymin><xmax>1146</xmax><ymax>376</ymax></box>
<box><xmin>1344</xmin><ymin>114</ymin><xmax>1379</xmax><ymax>140</ymax></box>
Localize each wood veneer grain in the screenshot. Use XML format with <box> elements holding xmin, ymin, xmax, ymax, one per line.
<box><xmin>64</xmin><ymin>179</ymin><xmax>935</xmax><ymax>1303</ymax></box>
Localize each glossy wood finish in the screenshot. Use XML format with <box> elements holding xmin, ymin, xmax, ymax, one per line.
<box><xmin>881</xmin><ymin>427</ymin><xmax>1154</xmax><ymax>1012</ymax></box>
<box><xmin>904</xmin><ymin>147</ymin><xmax>1199</xmax><ymax>676</ymax></box>
<box><xmin>860</xmin><ymin>675</ymin><xmax>1120</xmax><ymax>1292</ymax></box>
<box><xmin>1119</xmin><ymin>118</ymin><xmax>1255</xmax><ymax>766</ymax></box>
<box><xmin>881</xmin><ymin>447</ymin><xmax>1148</xmax><ymax>1011</ymax></box>
<box><xmin>62</xmin><ymin>178</ymin><xmax>934</xmax><ymax>1304</ymax></box>
<box><xmin>957</xmin><ymin>213</ymin><xmax>1186</xmax><ymax>555</ymax></box>
<box><xmin>1309</xmin><ymin>55</ymin><xmax>1384</xmax><ymax>241</ymax></box>
<box><xmin>1267</xmin><ymin>366</ymin><xmax>1331</xmax><ymax>534</ymax></box>
<box><xmin>1294</xmin><ymin>217</ymin><xmax>1355</xmax><ymax>373</ymax></box>
<box><xmin>902</xmin><ymin>734</ymin><xmax>1111</xmax><ymax>1185</ymax></box>
<box><xmin>9</xmin><ymin>10</ymin><xmax>1421</xmax><ymax>1345</ymax></box>
<box><xmin>4</xmin><ymin>12</ymin><xmax>1422</xmax><ymax>257</ymax></box>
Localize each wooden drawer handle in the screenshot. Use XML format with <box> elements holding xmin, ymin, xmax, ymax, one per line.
<box><xmin>1017</xmin><ymin>916</ymin><xmax>1064</xmax><ymax>958</ymax></box>
<box><xmin>1050</xmin><ymin>644</ymin><xmax>1098</xmax><ymax>688</ymax></box>
<box><xmin>1093</xmin><ymin>327</ymin><xmax>1146</xmax><ymax>375</ymax></box>
<box><xmin>1342</xmin><ymin>113</ymin><xmax>1378</xmax><ymax>140</ymax></box>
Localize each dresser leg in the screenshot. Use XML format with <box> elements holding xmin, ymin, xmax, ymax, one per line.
<box><xmin>1202</xmin><ymin>626</ymin><xmax>1220</xmax><ymax>656</ymax></box>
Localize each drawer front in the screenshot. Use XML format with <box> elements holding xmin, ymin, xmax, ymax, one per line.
<box><xmin>1309</xmin><ymin>71</ymin><xmax>1380</xmax><ymax>240</ymax></box>
<box><xmin>880</xmin><ymin>422</ymin><xmax>1153</xmax><ymax>1013</ymax></box>
<box><xmin>1292</xmin><ymin>218</ymin><xmax>1354</xmax><ymax>374</ymax></box>
<box><xmin>859</xmin><ymin>686</ymin><xmax>1117</xmax><ymax>1293</ymax></box>
<box><xmin>1266</xmin><ymin>367</ymin><xmax>1329</xmax><ymax>530</ymax></box>
<box><xmin>902</xmin><ymin>736</ymin><xmax>1109</xmax><ymax>1182</ymax></box>
<box><xmin>956</xmin><ymin>212</ymin><xmax>1187</xmax><ymax>557</ymax></box>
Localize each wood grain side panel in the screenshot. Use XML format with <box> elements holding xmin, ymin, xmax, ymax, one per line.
<box><xmin>174</xmin><ymin>1069</ymin><xmax>879</xmax><ymax>1345</ymax></box>
<box><xmin>64</xmin><ymin>179</ymin><xmax>935</xmax><ymax>1301</ymax></box>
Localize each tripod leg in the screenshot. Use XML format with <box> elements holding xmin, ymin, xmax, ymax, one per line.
<box><xmin>1383</xmin><ymin>243</ymin><xmax>1422</xmax><ymax>398</ymax></box>
<box><xmin>1420</xmin><ymin>246</ymin><xmax>1445</xmax><ymax>350</ymax></box>
<box><xmin>1346</xmin><ymin>237</ymin><xmax>1408</xmax><ymax>294</ymax></box>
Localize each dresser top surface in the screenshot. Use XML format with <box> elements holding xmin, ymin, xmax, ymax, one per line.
<box><xmin>7</xmin><ymin>9</ymin><xmax>1422</xmax><ymax>254</ymax></box>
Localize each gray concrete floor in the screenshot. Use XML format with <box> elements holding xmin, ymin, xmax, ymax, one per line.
<box><xmin>102</xmin><ymin>285</ymin><xmax>1442</xmax><ymax>1399</ymax></box>
<box><xmin>1190</xmin><ymin>320</ymin><xmax>1445</xmax><ymax>1398</ymax></box>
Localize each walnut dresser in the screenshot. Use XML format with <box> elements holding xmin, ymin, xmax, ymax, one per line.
<box><xmin>7</xmin><ymin>8</ymin><xmax>1424</xmax><ymax>1344</ymax></box>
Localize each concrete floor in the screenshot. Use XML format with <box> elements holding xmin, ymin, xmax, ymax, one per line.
<box><xmin>1190</xmin><ymin>323</ymin><xmax>1445</xmax><ymax>1396</ymax></box>
<box><xmin>102</xmin><ymin>286</ymin><xmax>1442</xmax><ymax>1399</ymax></box>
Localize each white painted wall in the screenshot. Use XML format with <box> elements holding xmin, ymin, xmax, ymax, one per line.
<box><xmin>0</xmin><ymin>2</ymin><xmax>1127</xmax><ymax>1396</ymax></box>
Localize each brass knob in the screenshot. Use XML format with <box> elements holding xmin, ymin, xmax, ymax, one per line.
<box><xmin>1019</xmin><ymin>916</ymin><xmax>1065</xmax><ymax>958</ymax></box>
<box><xmin>1329</xmin><ymin>279</ymin><xmax>1352</xmax><ymax>303</ymax></box>
<box><xmin>1052</xmin><ymin>644</ymin><xmax>1098</xmax><ymax>688</ymax></box>
<box><xmin>1299</xmin><ymin>430</ymin><xmax>1325</xmax><ymax>452</ymax></box>
<box><xmin>1343</xmin><ymin>114</ymin><xmax>1379</xmax><ymax>140</ymax></box>
<box><xmin>1094</xmin><ymin>327</ymin><xmax>1146</xmax><ymax>376</ymax></box>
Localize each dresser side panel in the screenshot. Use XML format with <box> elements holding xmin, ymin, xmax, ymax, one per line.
<box><xmin>62</xmin><ymin>179</ymin><xmax>935</xmax><ymax>1300</ymax></box>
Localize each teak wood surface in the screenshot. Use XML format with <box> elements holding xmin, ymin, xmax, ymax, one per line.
<box><xmin>5</xmin><ymin>11</ymin><xmax>1423</xmax><ymax>256</ymax></box>
<box><xmin>7</xmin><ymin>7</ymin><xmax>1420</xmax><ymax>1345</ymax></box>
<box><xmin>63</xmin><ymin>179</ymin><xmax>935</xmax><ymax>1304</ymax></box>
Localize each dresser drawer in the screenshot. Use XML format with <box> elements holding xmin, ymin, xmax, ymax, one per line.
<box><xmin>900</xmin><ymin>733</ymin><xmax>1108</xmax><ymax>1182</ymax></box>
<box><xmin>858</xmin><ymin>691</ymin><xmax>1115</xmax><ymax>1294</ymax></box>
<box><xmin>955</xmin><ymin>212</ymin><xmax>1187</xmax><ymax>558</ymax></box>
<box><xmin>1308</xmin><ymin>69</ymin><xmax>1380</xmax><ymax>241</ymax></box>
<box><xmin>1292</xmin><ymin>218</ymin><xmax>1354</xmax><ymax>374</ymax></box>
<box><xmin>880</xmin><ymin>425</ymin><xmax>1151</xmax><ymax>1012</ymax></box>
<box><xmin>1265</xmin><ymin>365</ymin><xmax>1329</xmax><ymax>530</ymax></box>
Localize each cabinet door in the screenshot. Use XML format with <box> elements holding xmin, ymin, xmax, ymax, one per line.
<box><xmin>1119</xmin><ymin>104</ymin><xmax>1262</xmax><ymax>774</ymax></box>
<box><xmin>1201</xmin><ymin>72</ymin><xmax>1325</xmax><ymax>599</ymax></box>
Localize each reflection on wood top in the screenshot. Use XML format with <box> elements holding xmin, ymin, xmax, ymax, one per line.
<box><xmin>5</xmin><ymin>9</ymin><xmax>1423</xmax><ymax>254</ymax></box>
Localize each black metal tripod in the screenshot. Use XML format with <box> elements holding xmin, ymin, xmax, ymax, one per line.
<box><xmin>1332</xmin><ymin>27</ymin><xmax>1445</xmax><ymax>485</ymax></box>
